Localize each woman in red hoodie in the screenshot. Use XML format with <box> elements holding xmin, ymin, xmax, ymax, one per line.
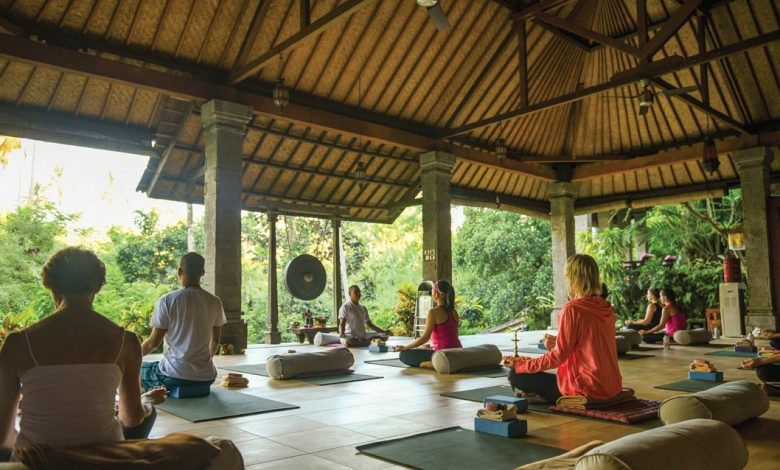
<box><xmin>508</xmin><ymin>254</ymin><xmax>622</xmax><ymax>403</ymax></box>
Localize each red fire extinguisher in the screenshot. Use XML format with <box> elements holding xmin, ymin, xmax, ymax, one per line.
<box><xmin>723</xmin><ymin>255</ymin><xmax>741</xmax><ymax>283</ymax></box>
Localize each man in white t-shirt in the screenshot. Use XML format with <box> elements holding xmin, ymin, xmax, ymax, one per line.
<box><xmin>140</xmin><ymin>252</ymin><xmax>226</xmax><ymax>391</ymax></box>
<box><xmin>338</xmin><ymin>285</ymin><xmax>391</xmax><ymax>347</ymax></box>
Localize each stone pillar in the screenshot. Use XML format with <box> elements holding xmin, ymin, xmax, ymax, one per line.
<box><xmin>549</xmin><ymin>182</ymin><xmax>577</xmax><ymax>329</ymax></box>
<box><xmin>201</xmin><ymin>99</ymin><xmax>252</xmax><ymax>351</ymax></box>
<box><xmin>265</xmin><ymin>212</ymin><xmax>281</xmax><ymax>344</ymax></box>
<box><xmin>734</xmin><ymin>147</ymin><xmax>776</xmax><ymax>331</ymax></box>
<box><xmin>420</xmin><ymin>151</ymin><xmax>456</xmax><ymax>283</ymax></box>
<box><xmin>332</xmin><ymin>218</ymin><xmax>343</xmax><ymax>322</ymax></box>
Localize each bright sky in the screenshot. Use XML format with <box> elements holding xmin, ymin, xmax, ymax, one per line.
<box><xmin>0</xmin><ymin>138</ymin><xmax>463</xmax><ymax>239</ymax></box>
<box><xmin>0</xmin><ymin>139</ymin><xmax>200</xmax><ymax>241</ymax></box>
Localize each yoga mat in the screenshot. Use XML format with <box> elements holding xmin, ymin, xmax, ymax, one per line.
<box><xmin>364</xmin><ymin>359</ymin><xmax>508</xmax><ymax>377</ymax></box>
<box><xmin>357</xmin><ymin>426</ymin><xmax>564</xmax><ymax>470</ymax></box>
<box><xmin>618</xmin><ymin>353</ymin><xmax>654</xmax><ymax>360</ymax></box>
<box><xmin>441</xmin><ymin>386</ymin><xmax>662</xmax><ymax>429</ymax></box>
<box><xmin>156</xmin><ymin>388</ymin><xmax>298</xmax><ymax>422</ymax></box>
<box><xmin>705</xmin><ymin>350</ymin><xmax>758</xmax><ymax>358</ymax></box>
<box><xmin>220</xmin><ymin>364</ymin><xmax>381</xmax><ymax>385</ymax></box>
<box><xmin>654</xmin><ymin>379</ymin><xmax>727</xmax><ymax>392</ymax></box>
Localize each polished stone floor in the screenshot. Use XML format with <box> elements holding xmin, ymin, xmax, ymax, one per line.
<box><xmin>147</xmin><ymin>331</ymin><xmax>780</xmax><ymax>469</ymax></box>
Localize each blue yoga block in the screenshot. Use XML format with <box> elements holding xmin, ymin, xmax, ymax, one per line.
<box><xmin>537</xmin><ymin>343</ymin><xmax>547</xmax><ymax>350</ymax></box>
<box><xmin>168</xmin><ymin>384</ymin><xmax>211</xmax><ymax>399</ymax></box>
<box><xmin>483</xmin><ymin>395</ymin><xmax>528</xmax><ymax>412</ymax></box>
<box><xmin>368</xmin><ymin>345</ymin><xmax>389</xmax><ymax>352</ymax></box>
<box><xmin>689</xmin><ymin>370</ymin><xmax>724</xmax><ymax>382</ymax></box>
<box><xmin>735</xmin><ymin>346</ymin><xmax>757</xmax><ymax>353</ymax></box>
<box><xmin>474</xmin><ymin>417</ymin><xmax>527</xmax><ymax>438</ymax></box>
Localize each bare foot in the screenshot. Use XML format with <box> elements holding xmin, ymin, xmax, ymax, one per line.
<box><xmin>142</xmin><ymin>386</ymin><xmax>168</xmax><ymax>405</ymax></box>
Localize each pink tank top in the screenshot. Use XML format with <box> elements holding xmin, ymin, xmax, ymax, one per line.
<box><xmin>431</xmin><ymin>309</ymin><xmax>462</xmax><ymax>350</ymax></box>
<box><xmin>665</xmin><ymin>303</ymin><xmax>687</xmax><ymax>336</ymax></box>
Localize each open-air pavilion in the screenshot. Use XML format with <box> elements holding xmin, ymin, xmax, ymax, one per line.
<box><xmin>1</xmin><ymin>0</ymin><xmax>780</xmax><ymax>468</ymax></box>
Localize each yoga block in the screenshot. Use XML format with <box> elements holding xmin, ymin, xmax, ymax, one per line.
<box><xmin>734</xmin><ymin>345</ymin><xmax>757</xmax><ymax>353</ymax></box>
<box><xmin>483</xmin><ymin>395</ymin><xmax>528</xmax><ymax>412</ymax></box>
<box><xmin>537</xmin><ymin>343</ymin><xmax>547</xmax><ymax>350</ymax></box>
<box><xmin>168</xmin><ymin>383</ymin><xmax>211</xmax><ymax>399</ymax></box>
<box><xmin>368</xmin><ymin>344</ymin><xmax>388</xmax><ymax>352</ymax></box>
<box><xmin>688</xmin><ymin>370</ymin><xmax>724</xmax><ymax>382</ymax></box>
<box><xmin>474</xmin><ymin>417</ymin><xmax>527</xmax><ymax>438</ymax></box>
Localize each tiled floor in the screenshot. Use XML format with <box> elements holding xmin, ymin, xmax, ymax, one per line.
<box><xmin>147</xmin><ymin>331</ymin><xmax>780</xmax><ymax>469</ymax></box>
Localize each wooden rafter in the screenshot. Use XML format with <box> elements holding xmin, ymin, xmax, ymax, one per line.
<box><xmin>232</xmin><ymin>1</ymin><xmax>272</xmax><ymax>73</ymax></box>
<box><xmin>535</xmin><ymin>11</ymin><xmax>643</xmax><ymax>57</ymax></box>
<box><xmin>147</xmin><ymin>101</ymin><xmax>194</xmax><ymax>194</ymax></box>
<box><xmin>517</xmin><ymin>18</ymin><xmax>529</xmax><ymax>108</ymax></box>
<box><xmin>571</xmin><ymin>129</ymin><xmax>780</xmax><ymax>181</ymax></box>
<box><xmin>228</xmin><ymin>0</ymin><xmax>373</xmax><ymax>85</ymax></box>
<box><xmin>445</xmin><ymin>28</ymin><xmax>780</xmax><ymax>138</ymax></box>
<box><xmin>639</xmin><ymin>0</ymin><xmax>701</xmax><ymax>58</ymax></box>
<box><xmin>512</xmin><ymin>0</ymin><xmax>578</xmax><ymax>20</ymax></box>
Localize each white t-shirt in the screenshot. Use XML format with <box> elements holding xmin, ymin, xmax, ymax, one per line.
<box><xmin>338</xmin><ymin>300</ymin><xmax>371</xmax><ymax>339</ymax></box>
<box><xmin>151</xmin><ymin>287</ymin><xmax>227</xmax><ymax>381</ymax></box>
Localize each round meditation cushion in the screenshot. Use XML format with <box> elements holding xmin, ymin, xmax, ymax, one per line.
<box><xmin>313</xmin><ymin>331</ymin><xmax>341</xmax><ymax>346</ymax></box>
<box><xmin>616</xmin><ymin>329</ymin><xmax>642</xmax><ymax>347</ymax></box>
<box><xmin>265</xmin><ymin>347</ymin><xmax>354</xmax><ymax>379</ymax></box>
<box><xmin>431</xmin><ymin>344</ymin><xmax>502</xmax><ymax>374</ymax></box>
<box><xmin>574</xmin><ymin>419</ymin><xmax>747</xmax><ymax>470</ymax></box>
<box><xmin>615</xmin><ymin>335</ymin><xmax>631</xmax><ymax>355</ymax></box>
<box><xmin>659</xmin><ymin>380</ymin><xmax>769</xmax><ymax>426</ymax></box>
<box><xmin>673</xmin><ymin>328</ymin><xmax>712</xmax><ymax>345</ymax></box>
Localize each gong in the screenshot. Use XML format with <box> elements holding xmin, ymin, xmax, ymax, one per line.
<box><xmin>284</xmin><ymin>254</ymin><xmax>327</xmax><ymax>301</ymax></box>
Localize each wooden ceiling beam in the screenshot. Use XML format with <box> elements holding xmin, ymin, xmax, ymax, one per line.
<box><xmin>232</xmin><ymin>1</ymin><xmax>272</xmax><ymax>74</ymax></box>
<box><xmin>535</xmin><ymin>11</ymin><xmax>643</xmax><ymax>57</ymax></box>
<box><xmin>571</xmin><ymin>129</ymin><xmax>780</xmax><ymax>181</ymax></box>
<box><xmin>440</xmin><ymin>142</ymin><xmax>558</xmax><ymax>181</ymax></box>
<box><xmin>651</xmin><ymin>77</ymin><xmax>750</xmax><ymax>134</ymax></box>
<box><xmin>533</xmin><ymin>20</ymin><xmax>594</xmax><ymax>52</ymax></box>
<box><xmin>512</xmin><ymin>0</ymin><xmax>578</xmax><ymax>20</ymax></box>
<box><xmin>639</xmin><ymin>0</ymin><xmax>701</xmax><ymax>58</ymax></box>
<box><xmin>228</xmin><ymin>0</ymin><xmax>373</xmax><ymax>85</ymax></box>
<box><xmin>445</xmin><ymin>28</ymin><xmax>780</xmax><ymax>138</ymax></box>
<box><xmin>147</xmin><ymin>101</ymin><xmax>194</xmax><ymax>194</ymax></box>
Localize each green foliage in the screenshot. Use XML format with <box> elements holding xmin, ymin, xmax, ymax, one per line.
<box><xmin>453</xmin><ymin>208</ymin><xmax>553</xmax><ymax>330</ymax></box>
<box><xmin>392</xmin><ymin>281</ymin><xmax>417</xmax><ymax>335</ymax></box>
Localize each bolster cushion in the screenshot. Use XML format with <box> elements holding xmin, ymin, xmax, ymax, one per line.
<box><xmin>431</xmin><ymin>344</ymin><xmax>502</xmax><ymax>374</ymax></box>
<box><xmin>265</xmin><ymin>348</ymin><xmax>354</xmax><ymax>379</ymax></box>
<box><xmin>575</xmin><ymin>419</ymin><xmax>748</xmax><ymax>470</ymax></box>
<box><xmin>313</xmin><ymin>331</ymin><xmax>341</xmax><ymax>346</ymax></box>
<box><xmin>673</xmin><ymin>328</ymin><xmax>712</xmax><ymax>345</ymax></box>
<box><xmin>616</xmin><ymin>329</ymin><xmax>642</xmax><ymax>347</ymax></box>
<box><xmin>615</xmin><ymin>336</ymin><xmax>631</xmax><ymax>355</ymax></box>
<box><xmin>659</xmin><ymin>380</ymin><xmax>769</xmax><ymax>426</ymax></box>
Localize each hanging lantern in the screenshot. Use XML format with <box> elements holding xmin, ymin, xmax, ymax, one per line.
<box><xmin>273</xmin><ymin>77</ymin><xmax>290</xmax><ymax>112</ymax></box>
<box><xmin>727</xmin><ymin>226</ymin><xmax>745</xmax><ymax>251</ymax></box>
<box><xmin>701</xmin><ymin>137</ymin><xmax>719</xmax><ymax>174</ymax></box>
<box><xmin>355</xmin><ymin>161</ymin><xmax>367</xmax><ymax>190</ymax></box>
<box><xmin>495</xmin><ymin>138</ymin><xmax>508</xmax><ymax>163</ymax></box>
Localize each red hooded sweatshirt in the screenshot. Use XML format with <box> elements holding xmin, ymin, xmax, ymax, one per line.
<box><xmin>514</xmin><ymin>296</ymin><xmax>622</xmax><ymax>400</ymax></box>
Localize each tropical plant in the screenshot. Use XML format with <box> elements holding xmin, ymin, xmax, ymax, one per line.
<box><xmin>393</xmin><ymin>281</ymin><xmax>417</xmax><ymax>335</ymax></box>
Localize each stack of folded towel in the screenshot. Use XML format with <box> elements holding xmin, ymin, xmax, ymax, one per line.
<box><xmin>371</xmin><ymin>338</ymin><xmax>386</xmax><ymax>347</ymax></box>
<box><xmin>755</xmin><ymin>328</ymin><xmax>775</xmax><ymax>339</ymax></box>
<box><xmin>555</xmin><ymin>388</ymin><xmax>636</xmax><ymax>410</ymax></box>
<box><xmin>735</xmin><ymin>338</ymin><xmax>754</xmax><ymax>348</ymax></box>
<box><xmin>689</xmin><ymin>359</ymin><xmax>717</xmax><ymax>373</ymax></box>
<box><xmin>759</xmin><ymin>347</ymin><xmax>780</xmax><ymax>359</ymax></box>
<box><xmin>221</xmin><ymin>373</ymin><xmax>249</xmax><ymax>388</ymax></box>
<box><xmin>476</xmin><ymin>403</ymin><xmax>519</xmax><ymax>421</ymax></box>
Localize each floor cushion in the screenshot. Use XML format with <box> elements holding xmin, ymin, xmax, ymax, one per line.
<box><xmin>659</xmin><ymin>380</ymin><xmax>769</xmax><ymax>426</ymax></box>
<box><xmin>431</xmin><ymin>344</ymin><xmax>502</xmax><ymax>374</ymax></box>
<box><xmin>615</xmin><ymin>336</ymin><xmax>631</xmax><ymax>355</ymax></box>
<box><xmin>313</xmin><ymin>331</ymin><xmax>341</xmax><ymax>346</ymax></box>
<box><xmin>673</xmin><ymin>328</ymin><xmax>712</xmax><ymax>345</ymax></box>
<box><xmin>265</xmin><ymin>347</ymin><xmax>354</xmax><ymax>379</ymax></box>
<box><xmin>616</xmin><ymin>329</ymin><xmax>642</xmax><ymax>347</ymax></box>
<box><xmin>575</xmin><ymin>419</ymin><xmax>747</xmax><ymax>470</ymax></box>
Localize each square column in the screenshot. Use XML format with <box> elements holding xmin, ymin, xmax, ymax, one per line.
<box><xmin>265</xmin><ymin>212</ymin><xmax>281</xmax><ymax>344</ymax></box>
<box><xmin>201</xmin><ymin>99</ymin><xmax>253</xmax><ymax>351</ymax></box>
<box><xmin>549</xmin><ymin>182</ymin><xmax>577</xmax><ymax>329</ymax></box>
<box><xmin>734</xmin><ymin>147</ymin><xmax>776</xmax><ymax>330</ymax></box>
<box><xmin>420</xmin><ymin>151</ymin><xmax>456</xmax><ymax>283</ymax></box>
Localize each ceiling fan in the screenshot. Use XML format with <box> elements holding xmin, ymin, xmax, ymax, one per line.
<box><xmin>606</xmin><ymin>78</ymin><xmax>697</xmax><ymax>116</ymax></box>
<box><xmin>416</xmin><ymin>0</ymin><xmax>450</xmax><ymax>31</ymax></box>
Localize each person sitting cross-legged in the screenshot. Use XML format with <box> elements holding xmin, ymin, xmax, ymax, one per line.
<box><xmin>338</xmin><ymin>285</ymin><xmax>392</xmax><ymax>347</ymax></box>
<box><xmin>396</xmin><ymin>280</ymin><xmax>462</xmax><ymax>367</ymax></box>
<box><xmin>140</xmin><ymin>252</ymin><xmax>226</xmax><ymax>392</ymax></box>
<box><xmin>741</xmin><ymin>355</ymin><xmax>780</xmax><ymax>397</ymax></box>
<box><xmin>0</xmin><ymin>247</ymin><xmax>165</xmax><ymax>462</ymax></box>
<box><xmin>639</xmin><ymin>288</ymin><xmax>686</xmax><ymax>344</ymax></box>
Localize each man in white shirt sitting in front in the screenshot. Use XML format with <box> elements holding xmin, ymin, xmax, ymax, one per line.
<box><xmin>338</xmin><ymin>285</ymin><xmax>392</xmax><ymax>347</ymax></box>
<box><xmin>140</xmin><ymin>252</ymin><xmax>226</xmax><ymax>392</ymax></box>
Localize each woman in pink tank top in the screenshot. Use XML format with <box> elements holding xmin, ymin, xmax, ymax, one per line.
<box><xmin>639</xmin><ymin>288</ymin><xmax>687</xmax><ymax>344</ymax></box>
<box><xmin>397</xmin><ymin>280</ymin><xmax>462</xmax><ymax>367</ymax></box>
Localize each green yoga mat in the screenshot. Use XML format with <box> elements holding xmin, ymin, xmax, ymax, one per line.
<box><xmin>156</xmin><ymin>388</ymin><xmax>298</xmax><ymax>422</ymax></box>
<box><xmin>654</xmin><ymin>379</ymin><xmax>727</xmax><ymax>392</ymax></box>
<box><xmin>364</xmin><ymin>358</ymin><xmax>509</xmax><ymax>377</ymax></box>
<box><xmin>705</xmin><ymin>350</ymin><xmax>758</xmax><ymax>358</ymax></box>
<box><xmin>221</xmin><ymin>364</ymin><xmax>381</xmax><ymax>385</ymax></box>
<box><xmin>357</xmin><ymin>426</ymin><xmax>564</xmax><ymax>470</ymax></box>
